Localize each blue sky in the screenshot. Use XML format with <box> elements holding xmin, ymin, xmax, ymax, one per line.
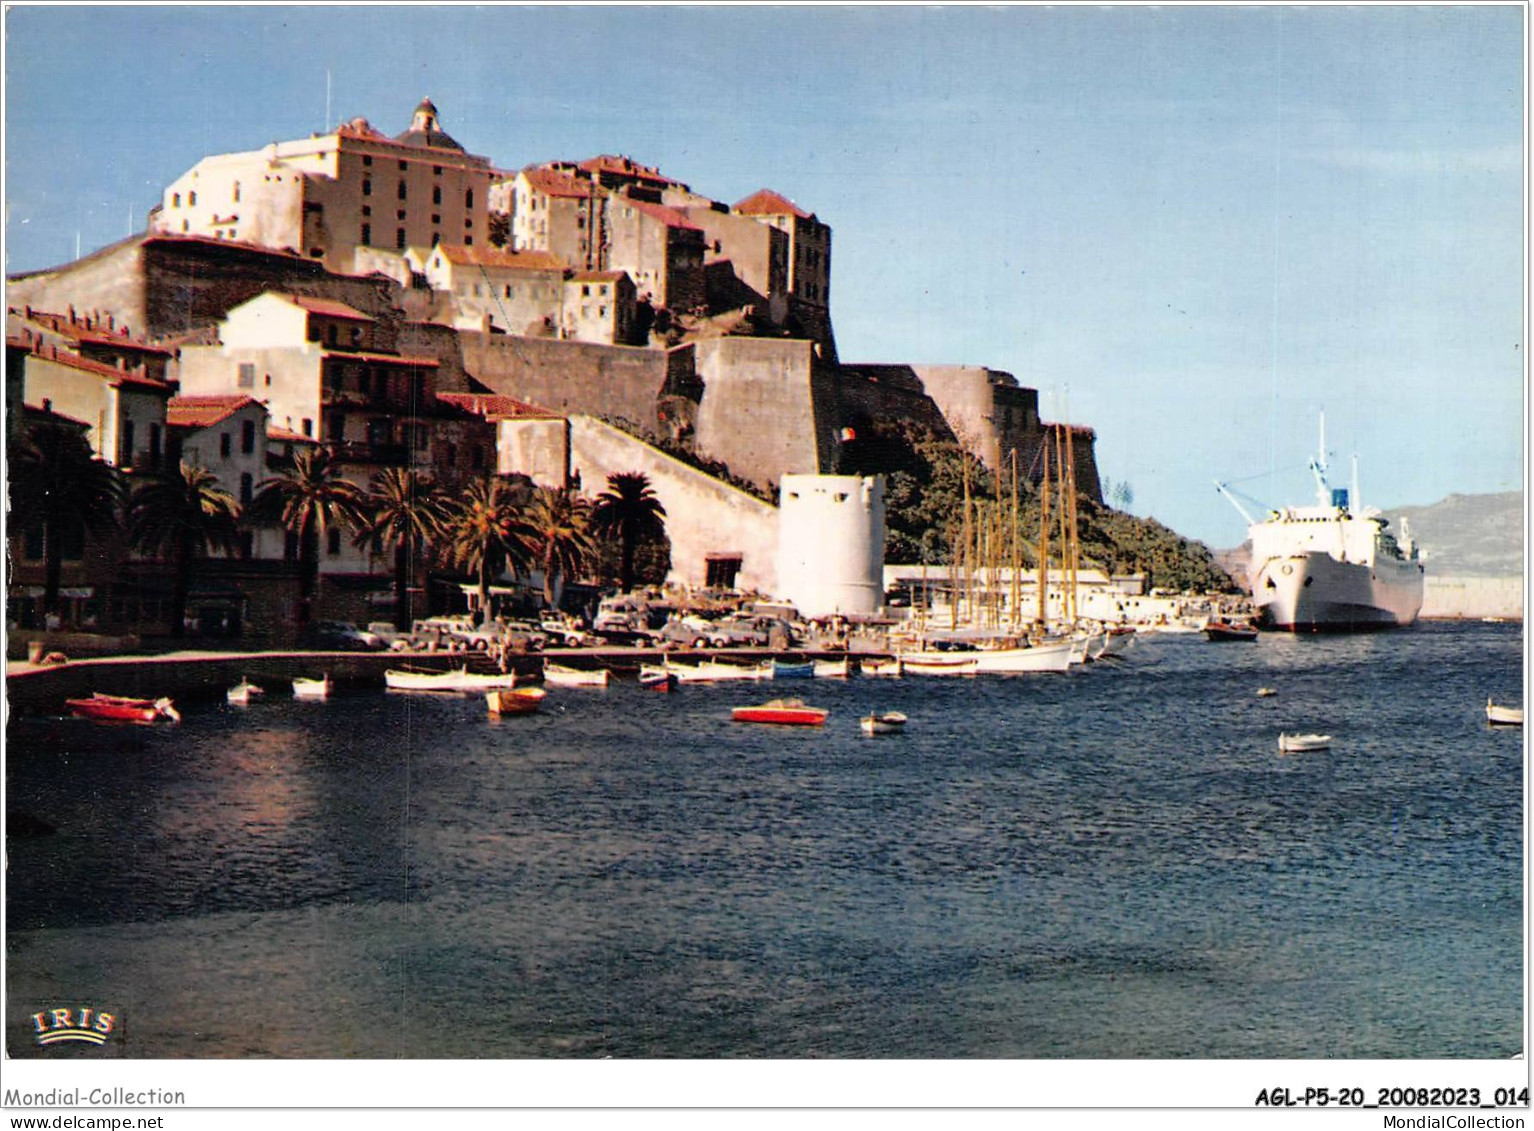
<box><xmin>5</xmin><ymin>5</ymin><xmax>1523</xmax><ymax>546</ymax></box>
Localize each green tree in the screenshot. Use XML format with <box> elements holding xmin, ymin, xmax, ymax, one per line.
<box><xmin>590</xmin><ymin>472</ymin><xmax>667</xmax><ymax>593</ymax></box>
<box><xmin>128</xmin><ymin>462</ymin><xmax>242</xmax><ymax>637</ymax></box>
<box><xmin>252</xmin><ymin>449</ymin><xmax>367</xmax><ymax>625</ymax></box>
<box><xmin>523</xmin><ymin>487</ymin><xmax>596</xmax><ymax>608</ymax></box>
<box><xmin>442</xmin><ymin>476</ymin><xmax>533</xmax><ymax>621</ymax></box>
<box><xmin>354</xmin><ymin>468</ymin><xmax>447</xmax><ymax>631</ymax></box>
<box><xmin>9</xmin><ymin>418</ymin><xmax>124</xmax><ymax>620</ymax></box>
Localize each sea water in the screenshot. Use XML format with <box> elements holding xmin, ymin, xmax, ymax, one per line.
<box><xmin>5</xmin><ymin>622</ymin><xmax>1522</xmax><ymax>1057</ymax></box>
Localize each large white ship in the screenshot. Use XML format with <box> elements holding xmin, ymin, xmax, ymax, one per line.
<box><xmin>1218</xmin><ymin>420</ymin><xmax>1425</xmax><ymax>632</ymax></box>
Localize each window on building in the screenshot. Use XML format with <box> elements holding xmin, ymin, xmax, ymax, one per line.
<box><xmin>326</xmin><ymin>324</ymin><xmax>338</xmax><ymax>346</ymax></box>
<box><xmin>361</xmin><ymin>205</ymin><xmax>371</xmax><ymax>217</ymax></box>
<box><xmin>582</xmin><ymin>284</ymin><xmax>590</xmax><ymax>297</ymax></box>
<box><xmin>465</xmin><ymin>188</ymin><xmax>474</xmax><ymax>209</ymax></box>
<box><xmin>464</xmin><ymin>236</ymin><xmax>473</xmax><ymax>246</ymax></box>
<box><xmin>241</xmin><ymin>419</ymin><xmax>256</xmax><ymax>454</ymax></box>
<box><xmin>396</xmin><ymin>229</ymin><xmax>406</xmax><ymax>250</ymax></box>
<box><xmin>233</xmin><ymin>182</ymin><xmax>241</xmax><ymax>203</ymax></box>
<box><xmin>363</xmin><ymin>155</ymin><xmax>372</xmax><ymax>166</ymax></box>
<box><xmin>329</xmin><ymin>414</ymin><xmax>345</xmax><ymax>441</ymax></box>
<box><xmin>432</xmin><ymin>186</ymin><xmax>442</xmax><ymax>205</ymax></box>
<box><xmin>240</xmin><ymin>472</ymin><xmax>253</xmax><ymax>506</ymax></box>
<box><xmin>362</xmin><ymin>179</ymin><xmax>372</xmax><ymax>197</ymax></box>
<box><xmin>301</xmin><ymin>418</ymin><xmax>313</xmax><ymax>437</ymax></box>
<box><xmin>504</xmin><ymin>285</ymin><xmax>513</xmax><ymax>298</ymax></box>
<box><xmin>431</xmin><ymin>214</ymin><xmax>441</xmax><ymax>225</ymax></box>
<box><xmin>182</xmin><ymin>220</ymin><xmax>189</xmax><ymax>233</ymax></box>
<box><xmin>361</xmin><ymin>223</ymin><xmax>371</xmax><ymax>246</ymax></box>
<box><xmin>238</xmin><ymin>362</ymin><xmax>255</xmax><ymax>388</ymax></box>
<box><xmin>398</xmin><ymin>160</ymin><xmax>407</xmax><ymax>171</ymax></box>
<box><xmin>189</xmin><ymin>191</ymin><xmax>197</xmax><ymax>206</ymax></box>
<box><xmin>327</xmin><ymin>527</ymin><xmax>342</xmax><ymax>555</ymax></box>
<box><xmin>220</xmin><ymin>432</ymin><xmax>232</xmax><ymax>458</ymax></box>
<box><xmin>172</xmin><ymin>192</ymin><xmax>181</xmax><ymax>208</ymax></box>
<box><xmin>433</xmin><ymin>165</ymin><xmax>442</xmax><ymax>176</ymax></box>
<box><xmin>398</xmin><ymin>181</ymin><xmax>408</xmax><ymax>200</ymax></box>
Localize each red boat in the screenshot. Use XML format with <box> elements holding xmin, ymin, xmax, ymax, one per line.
<box><xmin>1205</xmin><ymin>619</ymin><xmax>1259</xmax><ymax>642</ymax></box>
<box><xmin>731</xmin><ymin>699</ymin><xmax>829</xmax><ymax>726</ymax></box>
<box><xmin>66</xmin><ymin>693</ymin><xmax>181</xmax><ymax>724</ymax></box>
<box><xmin>638</xmin><ymin>665</ymin><xmax>677</xmax><ymax>692</ymax></box>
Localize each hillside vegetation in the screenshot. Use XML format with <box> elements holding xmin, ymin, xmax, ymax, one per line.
<box><xmin>842</xmin><ymin>420</ymin><xmax>1235</xmax><ymax>593</ymax></box>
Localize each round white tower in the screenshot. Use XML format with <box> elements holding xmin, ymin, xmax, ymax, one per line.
<box><xmin>776</xmin><ymin>474</ymin><xmax>886</xmax><ymax>618</ymax></box>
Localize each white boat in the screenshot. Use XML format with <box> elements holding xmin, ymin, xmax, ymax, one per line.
<box><xmin>1257</xmin><ymin>687</ymin><xmax>1278</xmax><ymax>698</ymax></box>
<box><xmin>972</xmin><ymin>639</ymin><xmax>1075</xmax><ymax>674</ymax></box>
<box><xmin>899</xmin><ymin>652</ymin><xmax>980</xmax><ymax>677</ymax></box>
<box><xmin>861</xmin><ymin>711</ymin><xmax>908</xmax><ymax>735</ymax></box>
<box><xmin>543</xmin><ymin>663</ymin><xmax>610</xmax><ymax>688</ymax></box>
<box><xmin>638</xmin><ymin>664</ymin><xmax>678</xmax><ymax>691</ymax></box>
<box><xmin>1486</xmin><ymin>699</ymin><xmax>1523</xmax><ymax>726</ymax></box>
<box><xmin>1218</xmin><ymin>415</ymin><xmax>1424</xmax><ymax>632</ymax></box>
<box><xmin>813</xmin><ymin>657</ymin><xmax>850</xmax><ymax>679</ymax></box>
<box><xmin>486</xmin><ymin>687</ymin><xmax>546</xmax><ymax>716</ymax></box>
<box><xmin>226</xmin><ymin>679</ymin><xmax>264</xmax><ymax>705</ymax></box>
<box><xmin>292</xmin><ymin>676</ymin><xmax>331</xmax><ymax>700</ymax></box>
<box><xmin>1097</xmin><ymin>628</ymin><xmax>1136</xmax><ymax>658</ymax></box>
<box><xmin>1279</xmin><ymin>732</ymin><xmax>1332</xmax><ymax>753</ymax></box>
<box><xmin>664</xmin><ymin>658</ymin><xmax>775</xmax><ymax>683</ymax></box>
<box><xmin>860</xmin><ymin>657</ymin><xmax>903</xmax><ymax>677</ymax></box>
<box><xmin>384</xmin><ymin>667</ymin><xmax>517</xmax><ymax>692</ymax></box>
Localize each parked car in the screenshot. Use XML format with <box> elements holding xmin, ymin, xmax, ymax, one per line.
<box><xmin>304</xmin><ymin>620</ymin><xmax>385</xmax><ymax>651</ymax></box>
<box><xmin>655</xmin><ymin>615</ymin><xmax>717</xmax><ymax>649</ymax></box>
<box><xmin>707</xmin><ymin>615</ymin><xmax>795</xmax><ymax>648</ymax></box>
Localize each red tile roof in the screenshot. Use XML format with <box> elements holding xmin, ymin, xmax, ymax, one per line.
<box><xmin>267</xmin><ymin>426</ymin><xmax>318</xmax><ymax>445</ymax></box>
<box><xmin>520</xmin><ymin>167</ymin><xmax>594</xmax><ymax>200</ymax></box>
<box><xmin>279</xmin><ymin>294</ymin><xmax>375</xmax><ymax>322</ymax></box>
<box><xmin>436</xmin><ymin>391</ymin><xmax>563</xmax><ymax>421</ymax></box>
<box><xmin>10</xmin><ymin>307</ymin><xmax>170</xmax><ymax>353</ymax></box>
<box><xmin>624</xmin><ymin>199</ymin><xmax>701</xmax><ymax>231</ymax></box>
<box><xmin>578</xmin><ymin>154</ymin><xmax>678</xmax><ymax>185</ymax></box>
<box><xmin>569</xmin><ymin>270</ymin><xmax>628</xmax><ymax>283</ymax></box>
<box><xmin>320</xmin><ymin>348</ymin><xmax>440</xmax><ymax>367</ymax></box>
<box><xmin>22</xmin><ymin>402</ymin><xmax>93</xmax><ymax>430</ymax></box>
<box><xmin>26</xmin><ymin>341</ymin><xmax>174</xmax><ymax>392</ymax></box>
<box><xmin>433</xmin><ymin>245</ymin><xmax>565</xmax><ymax>272</ymax></box>
<box><xmin>166</xmin><ymin>395</ymin><xmax>262</xmax><ymax>430</ymax></box>
<box><xmin>734</xmin><ymin>188</ymin><xmax>813</xmax><ymax>220</ymax></box>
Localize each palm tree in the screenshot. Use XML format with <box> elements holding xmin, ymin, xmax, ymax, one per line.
<box><xmin>9</xmin><ymin>417</ymin><xmax>124</xmax><ymax>621</ymax></box>
<box><xmin>442</xmin><ymin>476</ymin><xmax>533</xmax><ymax>623</ymax></box>
<box><xmin>128</xmin><ymin>462</ymin><xmax>242</xmax><ymax>637</ymax></box>
<box><xmin>523</xmin><ymin>486</ymin><xmax>596</xmax><ymax>610</ymax></box>
<box><xmin>354</xmin><ymin>468</ymin><xmax>447</xmax><ymax>631</ymax></box>
<box><xmin>252</xmin><ymin>448</ymin><xmax>367</xmax><ymax>625</ymax></box>
<box><xmin>590</xmin><ymin>472</ymin><xmax>667</xmax><ymax>593</ymax></box>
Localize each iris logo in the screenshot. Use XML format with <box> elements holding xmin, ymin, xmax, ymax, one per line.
<box><xmin>31</xmin><ymin>1007</ymin><xmax>115</xmax><ymax>1046</ymax></box>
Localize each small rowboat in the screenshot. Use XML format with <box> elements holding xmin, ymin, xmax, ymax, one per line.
<box><xmin>66</xmin><ymin>693</ymin><xmax>180</xmax><ymax>724</ymax></box>
<box><xmin>1486</xmin><ymin>699</ymin><xmax>1523</xmax><ymax>726</ymax></box>
<box><xmin>1257</xmin><ymin>687</ymin><xmax>1278</xmax><ymax>698</ymax></box>
<box><xmin>861</xmin><ymin>711</ymin><xmax>908</xmax><ymax>736</ymax></box>
<box><xmin>486</xmin><ymin>687</ymin><xmax>547</xmax><ymax>716</ymax></box>
<box><xmin>226</xmin><ymin>679</ymin><xmax>265</xmax><ymax>705</ymax></box>
<box><xmin>1206</xmin><ymin>619</ymin><xmax>1259</xmax><ymax>642</ymax></box>
<box><xmin>638</xmin><ymin>664</ymin><xmax>678</xmax><ymax>692</ymax></box>
<box><xmin>1278</xmin><ymin>732</ymin><xmax>1331</xmax><ymax>753</ymax></box>
<box><xmin>813</xmin><ymin>657</ymin><xmax>851</xmax><ymax>679</ymax></box>
<box><xmin>732</xmin><ymin>698</ymin><xmax>829</xmax><ymax>726</ymax></box>
<box><xmin>899</xmin><ymin>653</ymin><xmax>979</xmax><ymax>677</ymax></box>
<box><xmin>860</xmin><ymin>657</ymin><xmax>903</xmax><ymax>677</ymax></box>
<box><xmin>292</xmin><ymin>676</ymin><xmax>331</xmax><ymax>700</ymax></box>
<box><xmin>666</xmin><ymin>658</ymin><xmax>775</xmax><ymax>683</ymax></box>
<box><xmin>385</xmin><ymin>667</ymin><xmax>516</xmax><ymax>692</ymax></box>
<box><xmin>543</xmin><ymin>663</ymin><xmax>610</xmax><ymax>688</ymax></box>
<box><xmin>772</xmin><ymin>659</ymin><xmax>815</xmax><ymax>679</ymax></box>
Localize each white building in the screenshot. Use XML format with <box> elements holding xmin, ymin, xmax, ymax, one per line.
<box><xmin>776</xmin><ymin>474</ymin><xmax>885</xmax><ymax>618</ymax></box>
<box><xmin>151</xmin><ymin>98</ymin><xmax>493</xmax><ymax>274</ymax></box>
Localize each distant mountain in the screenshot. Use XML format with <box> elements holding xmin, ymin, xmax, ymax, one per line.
<box><xmin>1386</xmin><ymin>491</ymin><xmax>1523</xmax><ymax>578</ymax></box>
<box><xmin>1216</xmin><ymin>491</ymin><xmax>1523</xmax><ymax>581</ymax></box>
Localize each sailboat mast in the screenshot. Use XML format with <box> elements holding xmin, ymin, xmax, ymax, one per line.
<box><xmin>1066</xmin><ymin>423</ymin><xmax>1079</xmax><ymax>626</ymax></box>
<box><xmin>1037</xmin><ymin>439</ymin><xmax>1051</xmax><ymax>635</ymax></box>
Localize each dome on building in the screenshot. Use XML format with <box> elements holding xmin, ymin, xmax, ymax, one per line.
<box><xmin>395</xmin><ymin>96</ymin><xmax>464</xmax><ymax>151</ymax></box>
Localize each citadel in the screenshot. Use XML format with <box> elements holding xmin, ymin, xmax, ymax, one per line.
<box><xmin>7</xmin><ymin>98</ymin><xmax>1102</xmax><ymax>637</ymax></box>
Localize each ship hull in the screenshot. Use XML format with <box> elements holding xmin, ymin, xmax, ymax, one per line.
<box><xmin>1252</xmin><ymin>551</ymin><xmax>1424</xmax><ymax>633</ymax></box>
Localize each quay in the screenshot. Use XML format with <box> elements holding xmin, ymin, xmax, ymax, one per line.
<box><xmin>3</xmin><ymin>646</ymin><xmax>860</xmax><ymax>715</ymax></box>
